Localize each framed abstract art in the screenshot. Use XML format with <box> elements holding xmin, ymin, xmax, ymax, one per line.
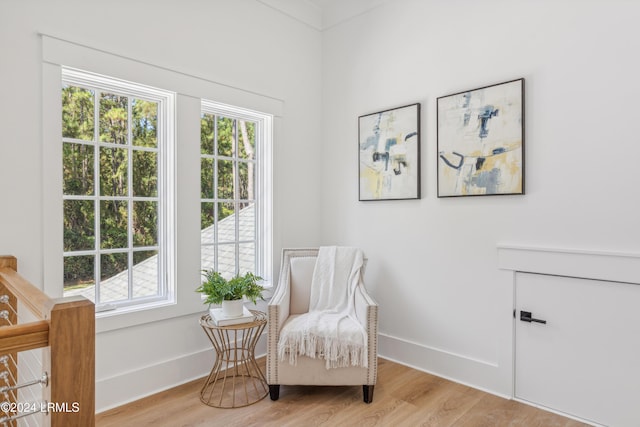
<box><xmin>358</xmin><ymin>103</ymin><xmax>421</xmax><ymax>201</ymax></box>
<box><xmin>437</xmin><ymin>78</ymin><xmax>524</xmax><ymax>197</ymax></box>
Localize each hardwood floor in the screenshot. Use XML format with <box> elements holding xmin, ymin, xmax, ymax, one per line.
<box><xmin>96</xmin><ymin>358</ymin><xmax>590</xmax><ymax>427</ymax></box>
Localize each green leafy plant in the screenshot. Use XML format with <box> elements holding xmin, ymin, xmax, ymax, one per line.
<box><xmin>196</xmin><ymin>270</ymin><xmax>265</xmax><ymax>305</ymax></box>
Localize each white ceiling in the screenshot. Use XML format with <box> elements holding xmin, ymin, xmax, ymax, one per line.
<box><xmin>306</xmin><ymin>0</ymin><xmax>338</xmax><ymax>8</ymax></box>
<box><xmin>259</xmin><ymin>0</ymin><xmax>389</xmax><ymax>31</ymax></box>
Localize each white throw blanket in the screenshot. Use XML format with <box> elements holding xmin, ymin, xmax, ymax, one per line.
<box><xmin>278</xmin><ymin>246</ymin><xmax>368</xmax><ymax>369</ymax></box>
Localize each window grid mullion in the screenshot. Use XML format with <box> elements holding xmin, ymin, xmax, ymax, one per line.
<box><xmin>234</xmin><ymin>119</ymin><xmax>240</xmax><ymax>276</ymax></box>
<box><xmin>62</xmin><ymin>137</ymin><xmax>95</xmax><ymax>146</ymax></box>
<box><xmin>127</xmin><ymin>96</ymin><xmax>134</xmax><ymax>301</ymax></box>
<box><xmin>256</xmin><ymin>122</ymin><xmax>261</xmax><ymax>274</ymax></box>
<box><xmin>156</xmin><ymin>100</ymin><xmax>165</xmax><ymax>299</ymax></box>
<box><xmin>213</xmin><ymin>114</ymin><xmax>218</xmax><ymax>273</ymax></box>
<box><xmin>94</xmin><ymin>90</ymin><xmax>102</xmax><ymax>305</ymax></box>
<box><xmin>64</xmin><ymin>195</ymin><xmax>160</xmax><ymax>202</ymax></box>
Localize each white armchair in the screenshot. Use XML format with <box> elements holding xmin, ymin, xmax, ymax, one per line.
<box><xmin>266</xmin><ymin>248</ymin><xmax>379</xmax><ymax>403</ymax></box>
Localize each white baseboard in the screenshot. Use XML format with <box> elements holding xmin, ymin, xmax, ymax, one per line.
<box><xmin>98</xmin><ymin>331</ymin><xmax>507</xmax><ymax>413</ymax></box>
<box><xmin>95</xmin><ymin>348</ymin><xmax>211</xmax><ymax>413</ymax></box>
<box><xmin>96</xmin><ymin>333</ymin><xmax>267</xmax><ymax>413</ymax></box>
<box><xmin>378</xmin><ymin>332</ymin><xmax>510</xmax><ymax>399</ymax></box>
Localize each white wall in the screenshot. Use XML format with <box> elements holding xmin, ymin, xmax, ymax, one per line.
<box><xmin>0</xmin><ymin>0</ymin><xmax>322</xmax><ymax>411</ymax></box>
<box><xmin>4</xmin><ymin>0</ymin><xmax>640</xmax><ymax>413</ymax></box>
<box><xmin>321</xmin><ymin>0</ymin><xmax>640</xmax><ymax>396</ymax></box>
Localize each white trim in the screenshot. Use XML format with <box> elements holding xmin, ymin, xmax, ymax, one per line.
<box><xmin>378</xmin><ymin>332</ymin><xmax>507</xmax><ymax>394</ymax></box>
<box><xmin>95</xmin><ymin>347</ymin><xmax>212</xmax><ymax>413</ymax></box>
<box><xmin>43</xmin><ymin>62</ymin><xmax>64</xmax><ymax>299</ymax></box>
<box><xmin>201</xmin><ymin>99</ymin><xmax>273</xmax><ymax>123</ymax></box>
<box><xmin>497</xmin><ymin>243</ymin><xmax>640</xmax><ymax>259</ymax></box>
<box><xmin>62</xmin><ymin>67</ymin><xmax>173</xmax><ymax>102</ymax></box>
<box><xmin>497</xmin><ymin>244</ymin><xmax>640</xmax><ymax>284</ymax></box>
<box><xmin>41</xmin><ymin>34</ymin><xmax>283</xmax><ymax>117</ymax></box>
<box><xmin>379</xmin><ymin>332</ymin><xmax>498</xmax><ymax>368</ymax></box>
<box><xmin>95</xmin><ymin>330</ymin><xmax>267</xmax><ymax>412</ymax></box>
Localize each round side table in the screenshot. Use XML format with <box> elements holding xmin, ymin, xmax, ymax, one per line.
<box><xmin>199</xmin><ymin>310</ymin><xmax>268</xmax><ymax>408</ymax></box>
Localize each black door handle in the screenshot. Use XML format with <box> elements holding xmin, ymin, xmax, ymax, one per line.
<box><xmin>520</xmin><ymin>311</ymin><xmax>547</xmax><ymax>324</ymax></box>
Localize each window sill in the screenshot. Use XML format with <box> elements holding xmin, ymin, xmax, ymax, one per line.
<box><xmin>95</xmin><ymin>282</ymin><xmax>274</xmax><ymax>334</ymax></box>
<box><xmin>95</xmin><ymin>299</ymin><xmax>193</xmax><ymax>333</ymax></box>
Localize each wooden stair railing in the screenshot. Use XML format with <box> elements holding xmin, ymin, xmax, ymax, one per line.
<box><xmin>0</xmin><ymin>255</ymin><xmax>95</xmax><ymax>427</ymax></box>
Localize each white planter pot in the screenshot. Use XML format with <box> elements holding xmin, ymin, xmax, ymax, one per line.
<box><xmin>221</xmin><ymin>299</ymin><xmax>244</xmax><ymax>318</ymax></box>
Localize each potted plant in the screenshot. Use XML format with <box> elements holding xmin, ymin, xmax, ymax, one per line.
<box><xmin>196</xmin><ymin>270</ymin><xmax>265</xmax><ymax>318</ymax></box>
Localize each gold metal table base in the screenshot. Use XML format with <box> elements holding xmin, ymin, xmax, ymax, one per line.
<box><xmin>199</xmin><ymin>310</ymin><xmax>268</xmax><ymax>408</ymax></box>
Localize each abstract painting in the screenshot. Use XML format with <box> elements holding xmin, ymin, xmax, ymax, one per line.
<box><xmin>359</xmin><ymin>103</ymin><xmax>420</xmax><ymax>200</ymax></box>
<box><xmin>437</xmin><ymin>79</ymin><xmax>524</xmax><ymax>197</ymax></box>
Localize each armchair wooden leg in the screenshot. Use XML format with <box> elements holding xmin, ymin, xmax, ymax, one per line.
<box><xmin>363</xmin><ymin>385</ymin><xmax>374</xmax><ymax>403</ymax></box>
<box><xmin>269</xmin><ymin>385</ymin><xmax>280</xmax><ymax>401</ymax></box>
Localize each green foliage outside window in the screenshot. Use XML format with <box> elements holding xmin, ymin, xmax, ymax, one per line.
<box><xmin>199</xmin><ymin>113</ymin><xmax>256</xmax><ymax>230</ymax></box>
<box><xmin>62</xmin><ymin>85</ymin><xmax>159</xmax><ymax>290</ymax></box>
<box><xmin>62</xmin><ymin>81</ymin><xmax>261</xmax><ymax>294</ymax></box>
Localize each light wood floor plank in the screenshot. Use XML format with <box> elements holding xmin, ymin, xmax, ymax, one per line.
<box><xmin>96</xmin><ymin>357</ymin><xmax>590</xmax><ymax>427</ymax></box>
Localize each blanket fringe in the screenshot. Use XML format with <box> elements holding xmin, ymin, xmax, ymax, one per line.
<box><xmin>278</xmin><ymin>332</ymin><xmax>368</xmax><ymax>369</ymax></box>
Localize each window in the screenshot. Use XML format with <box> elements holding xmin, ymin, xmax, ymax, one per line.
<box><xmin>43</xmin><ymin>36</ymin><xmax>281</xmax><ymax>330</ymax></box>
<box><xmin>200</xmin><ymin>101</ymin><xmax>272</xmax><ymax>281</ymax></box>
<box><xmin>61</xmin><ymin>68</ymin><xmax>175</xmax><ymax>311</ymax></box>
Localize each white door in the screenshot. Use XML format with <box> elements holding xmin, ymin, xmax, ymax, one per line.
<box><xmin>515</xmin><ymin>272</ymin><xmax>640</xmax><ymax>427</ymax></box>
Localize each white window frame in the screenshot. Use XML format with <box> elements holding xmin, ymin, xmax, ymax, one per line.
<box><xmin>200</xmin><ymin>100</ymin><xmax>273</xmax><ymax>283</ymax></box>
<box><xmin>61</xmin><ymin>67</ymin><xmax>177</xmax><ymax>314</ymax></box>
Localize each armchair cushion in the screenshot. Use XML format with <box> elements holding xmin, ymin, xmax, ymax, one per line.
<box><xmin>279</xmin><ymin>312</ymin><xmax>367</xmax><ymax>368</ymax></box>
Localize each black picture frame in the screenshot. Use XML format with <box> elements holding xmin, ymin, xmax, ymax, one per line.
<box><xmin>437</xmin><ymin>78</ymin><xmax>525</xmax><ymax>197</ymax></box>
<box><xmin>358</xmin><ymin>103</ymin><xmax>421</xmax><ymax>201</ymax></box>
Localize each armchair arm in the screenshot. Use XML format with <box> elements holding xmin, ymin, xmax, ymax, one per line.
<box><xmin>268</xmin><ymin>272</ymin><xmax>291</xmax><ymax>334</ymax></box>
<box><xmin>268</xmin><ymin>251</ymin><xmax>297</xmax><ymax>362</ymax></box>
<box><xmin>354</xmin><ymin>283</ymin><xmax>378</xmax><ymax>385</ymax></box>
<box><xmin>354</xmin><ymin>283</ymin><xmax>377</xmax><ymax>330</ymax></box>
<box><xmin>267</xmin><ymin>265</ymin><xmax>292</xmax><ymax>385</ymax></box>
